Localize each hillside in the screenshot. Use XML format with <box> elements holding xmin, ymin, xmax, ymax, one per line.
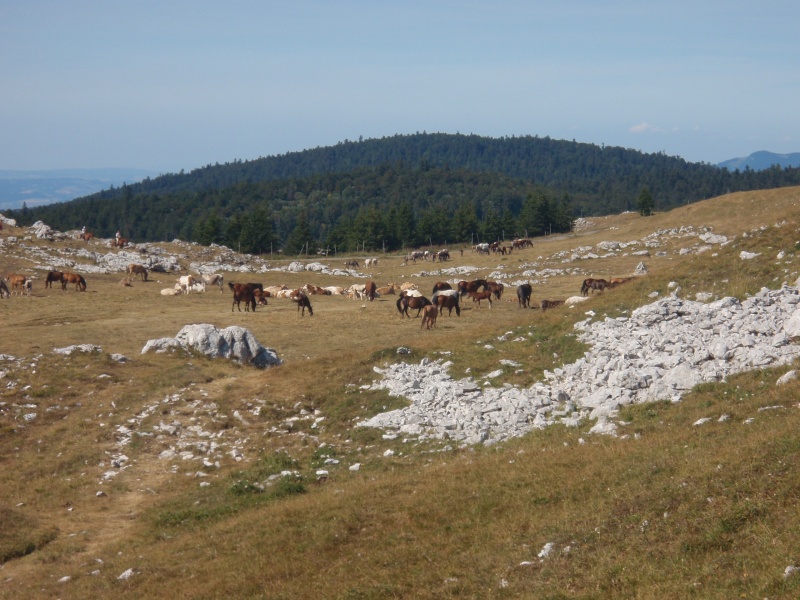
<box><xmin>1</xmin><ymin>187</ymin><xmax>800</xmax><ymax>598</ymax></box>
<box><xmin>9</xmin><ymin>134</ymin><xmax>800</xmax><ymax>252</ymax></box>
<box><xmin>718</xmin><ymin>150</ymin><xmax>800</xmax><ymax>172</ymax></box>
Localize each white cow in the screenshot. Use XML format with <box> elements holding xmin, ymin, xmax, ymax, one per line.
<box><xmin>347</xmin><ymin>284</ymin><xmax>367</xmax><ymax>299</ymax></box>
<box><xmin>161</xmin><ymin>288</ymin><xmax>181</xmax><ymax>296</ymax></box>
<box><xmin>202</xmin><ymin>273</ymin><xmax>224</xmax><ymax>293</ymax></box>
<box><xmin>178</xmin><ymin>275</ymin><xmax>204</xmax><ymax>293</ymax></box>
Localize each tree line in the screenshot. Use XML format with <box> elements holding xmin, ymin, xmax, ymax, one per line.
<box><xmin>9</xmin><ymin>133</ymin><xmax>800</xmax><ymax>254</ymax></box>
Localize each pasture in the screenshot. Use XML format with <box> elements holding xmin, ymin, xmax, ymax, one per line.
<box><xmin>1</xmin><ymin>186</ymin><xmax>800</xmax><ymax>599</ymax></box>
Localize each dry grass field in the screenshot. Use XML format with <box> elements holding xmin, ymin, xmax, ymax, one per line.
<box><xmin>1</xmin><ymin>186</ymin><xmax>800</xmax><ymax>599</ymax></box>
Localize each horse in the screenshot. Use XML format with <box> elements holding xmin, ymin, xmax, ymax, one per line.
<box><xmin>397</xmin><ymin>294</ymin><xmax>432</xmax><ymax>318</ymax></box>
<box><xmin>517</xmin><ymin>284</ymin><xmax>532</xmax><ymax>308</ymax></box>
<box><xmin>432</xmin><ymin>290</ymin><xmax>461</xmax><ymax>316</ymax></box>
<box><xmin>364</xmin><ymin>281</ymin><xmax>377</xmax><ymax>302</ymax></box>
<box><xmin>127</xmin><ymin>263</ymin><xmax>148</xmax><ymax>281</ymax></box>
<box><xmin>580</xmin><ymin>278</ymin><xmax>609</xmax><ymax>296</ymax></box>
<box><xmin>113</xmin><ymin>237</ymin><xmax>129</xmax><ymax>248</ymax></box>
<box><xmin>343</xmin><ymin>259</ymin><xmax>359</xmax><ymax>269</ymax></box>
<box><xmin>229</xmin><ymin>282</ymin><xmax>267</xmax><ymax>312</ymax></box>
<box><xmin>80</xmin><ymin>232</ymin><xmax>94</xmax><ymax>242</ymax></box>
<box><xmin>0</xmin><ymin>280</ymin><xmax>8</xmax><ymax>299</ymax></box>
<box><xmin>61</xmin><ymin>272</ymin><xmax>87</xmax><ymax>291</ymax></box>
<box><xmin>486</xmin><ymin>281</ymin><xmax>504</xmax><ymax>300</ymax></box>
<box><xmin>468</xmin><ymin>290</ymin><xmax>493</xmax><ymax>308</ymax></box>
<box><xmin>5</xmin><ymin>274</ymin><xmax>27</xmax><ymax>295</ymax></box>
<box><xmin>431</xmin><ymin>281</ymin><xmax>452</xmax><ymax>295</ymax></box>
<box><xmin>45</xmin><ymin>271</ymin><xmax>64</xmax><ymax>288</ymax></box>
<box><xmin>541</xmin><ymin>299</ymin><xmax>565</xmax><ymax>312</ymax></box>
<box><xmin>420</xmin><ymin>304</ymin><xmax>438</xmax><ymax>329</ymax></box>
<box><xmin>291</xmin><ymin>290</ymin><xmax>314</xmax><ymax>316</ymax></box>
<box><xmin>608</xmin><ymin>277</ymin><xmax>633</xmax><ymax>288</ymax></box>
<box><xmin>457</xmin><ymin>279</ymin><xmax>489</xmax><ymax>298</ymax></box>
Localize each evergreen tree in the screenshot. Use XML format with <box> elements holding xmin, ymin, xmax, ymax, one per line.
<box><xmin>636</xmin><ymin>187</ymin><xmax>654</xmax><ymax>216</ymax></box>
<box><xmin>284</xmin><ymin>208</ymin><xmax>314</xmax><ymax>255</ymax></box>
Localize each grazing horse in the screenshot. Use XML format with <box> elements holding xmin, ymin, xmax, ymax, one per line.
<box><xmin>229</xmin><ymin>282</ymin><xmax>260</xmax><ymax>312</ymax></box>
<box><xmin>397</xmin><ymin>294</ymin><xmax>432</xmax><ymax>318</ymax></box>
<box><xmin>541</xmin><ymin>299</ymin><xmax>565</xmax><ymax>312</ymax></box>
<box><xmin>432</xmin><ymin>281</ymin><xmax>452</xmax><ymax>295</ymax></box>
<box><xmin>80</xmin><ymin>231</ymin><xmax>94</xmax><ymax>242</ymax></box>
<box><xmin>580</xmin><ymin>278</ymin><xmax>609</xmax><ymax>296</ymax></box>
<box><xmin>421</xmin><ymin>304</ymin><xmax>438</xmax><ymax>329</ymax></box>
<box><xmin>291</xmin><ymin>290</ymin><xmax>314</xmax><ymax>316</ymax></box>
<box><xmin>457</xmin><ymin>279</ymin><xmax>489</xmax><ymax>298</ymax></box>
<box><xmin>45</xmin><ymin>271</ymin><xmax>64</xmax><ymax>288</ymax></box>
<box><xmin>5</xmin><ymin>273</ymin><xmax>27</xmax><ymax>295</ymax></box>
<box><xmin>127</xmin><ymin>263</ymin><xmax>148</xmax><ymax>281</ymax></box>
<box><xmin>364</xmin><ymin>281</ymin><xmax>377</xmax><ymax>302</ymax></box>
<box><xmin>468</xmin><ymin>290</ymin><xmax>493</xmax><ymax>308</ymax></box>
<box><xmin>517</xmin><ymin>284</ymin><xmax>532</xmax><ymax>308</ymax></box>
<box><xmin>486</xmin><ymin>281</ymin><xmax>504</xmax><ymax>300</ymax></box>
<box><xmin>432</xmin><ymin>290</ymin><xmax>461</xmax><ymax>316</ymax></box>
<box><xmin>343</xmin><ymin>259</ymin><xmax>359</xmax><ymax>269</ymax></box>
<box><xmin>61</xmin><ymin>272</ymin><xmax>87</xmax><ymax>291</ymax></box>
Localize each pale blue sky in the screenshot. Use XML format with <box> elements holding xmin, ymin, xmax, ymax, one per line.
<box><xmin>1</xmin><ymin>1</ymin><xmax>798</xmax><ymax>172</ymax></box>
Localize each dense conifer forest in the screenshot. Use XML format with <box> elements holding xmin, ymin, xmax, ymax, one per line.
<box><xmin>10</xmin><ymin>133</ymin><xmax>800</xmax><ymax>254</ymax></box>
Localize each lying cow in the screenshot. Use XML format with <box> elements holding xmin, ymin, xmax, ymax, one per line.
<box><xmin>202</xmin><ymin>273</ymin><xmax>224</xmax><ymax>293</ymax></box>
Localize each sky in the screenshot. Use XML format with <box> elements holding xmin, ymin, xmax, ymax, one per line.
<box><xmin>1</xmin><ymin>1</ymin><xmax>798</xmax><ymax>174</ymax></box>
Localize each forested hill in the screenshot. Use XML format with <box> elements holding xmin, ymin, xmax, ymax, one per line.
<box><xmin>9</xmin><ymin>133</ymin><xmax>800</xmax><ymax>253</ymax></box>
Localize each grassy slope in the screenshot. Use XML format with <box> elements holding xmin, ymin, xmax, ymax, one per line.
<box><xmin>0</xmin><ymin>187</ymin><xmax>799</xmax><ymax>599</ymax></box>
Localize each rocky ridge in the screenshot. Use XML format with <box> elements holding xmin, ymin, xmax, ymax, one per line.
<box><xmin>359</xmin><ymin>285</ymin><xmax>800</xmax><ymax>445</ymax></box>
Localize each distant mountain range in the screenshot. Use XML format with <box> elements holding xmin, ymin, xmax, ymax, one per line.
<box><xmin>717</xmin><ymin>151</ymin><xmax>800</xmax><ymax>172</ymax></box>
<box><xmin>0</xmin><ymin>168</ymin><xmax>159</xmax><ymax>210</ymax></box>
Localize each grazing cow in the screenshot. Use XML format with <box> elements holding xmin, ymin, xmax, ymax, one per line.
<box><xmin>580</xmin><ymin>278</ymin><xmax>609</xmax><ymax>296</ymax></box>
<box><xmin>202</xmin><ymin>273</ymin><xmax>225</xmax><ymax>293</ymax></box>
<box><xmin>541</xmin><ymin>299</ymin><xmax>565</xmax><ymax>312</ymax></box>
<box><xmin>517</xmin><ymin>284</ymin><xmax>532</xmax><ymax>308</ymax></box>
<box><xmin>45</xmin><ymin>271</ymin><xmax>64</xmax><ymax>289</ymax></box>
<box><xmin>364</xmin><ymin>258</ymin><xmax>378</xmax><ymax>268</ymax></box>
<box><xmin>486</xmin><ymin>281</ymin><xmax>504</xmax><ymax>300</ymax></box>
<box><xmin>376</xmin><ymin>284</ymin><xmax>396</xmax><ymax>296</ymax></box>
<box><xmin>291</xmin><ymin>290</ymin><xmax>314</xmax><ymax>316</ymax></box>
<box><xmin>127</xmin><ymin>263</ymin><xmax>148</xmax><ymax>281</ymax></box>
<box><xmin>468</xmin><ymin>290</ymin><xmax>493</xmax><ymax>308</ymax></box>
<box><xmin>22</xmin><ymin>279</ymin><xmax>32</xmax><ymax>296</ymax></box>
<box><xmin>0</xmin><ymin>280</ymin><xmax>9</xmax><ymax>298</ymax></box>
<box><xmin>396</xmin><ymin>294</ymin><xmax>432</xmax><ymax>318</ymax></box>
<box><xmin>432</xmin><ymin>289</ymin><xmax>460</xmax><ymax>316</ymax></box>
<box><xmin>474</xmin><ymin>243</ymin><xmax>490</xmax><ymax>255</ymax></box>
<box><xmin>608</xmin><ymin>277</ymin><xmax>633</xmax><ymax>288</ymax></box>
<box><xmin>61</xmin><ymin>272</ymin><xmax>86</xmax><ymax>291</ymax></box>
<box><xmin>364</xmin><ymin>281</ymin><xmax>377</xmax><ymax>302</ymax></box>
<box><xmin>421</xmin><ymin>304</ymin><xmax>438</xmax><ymax>329</ymax></box>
